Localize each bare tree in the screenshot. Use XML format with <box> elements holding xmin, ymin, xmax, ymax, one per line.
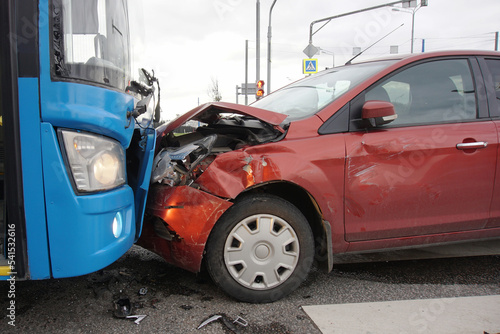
<box><xmin>207</xmin><ymin>77</ymin><xmax>222</xmax><ymax>102</ymax></box>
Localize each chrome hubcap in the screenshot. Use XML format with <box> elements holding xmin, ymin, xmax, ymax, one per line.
<box><xmin>223</xmin><ymin>214</ymin><xmax>300</xmax><ymax>290</ymax></box>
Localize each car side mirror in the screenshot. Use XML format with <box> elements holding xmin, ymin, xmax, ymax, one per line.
<box><xmin>362</xmin><ymin>100</ymin><xmax>398</xmax><ymax>127</ymax></box>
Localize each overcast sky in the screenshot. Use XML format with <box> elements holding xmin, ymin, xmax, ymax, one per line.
<box><xmin>133</xmin><ymin>0</ymin><xmax>500</xmax><ymax>121</ymax></box>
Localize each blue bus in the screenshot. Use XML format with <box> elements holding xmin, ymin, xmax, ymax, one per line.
<box><xmin>0</xmin><ymin>0</ymin><xmax>156</xmax><ymax>281</ymax></box>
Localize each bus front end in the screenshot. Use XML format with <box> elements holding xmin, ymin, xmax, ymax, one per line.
<box><xmin>0</xmin><ymin>0</ymin><xmax>155</xmax><ymax>280</ymax></box>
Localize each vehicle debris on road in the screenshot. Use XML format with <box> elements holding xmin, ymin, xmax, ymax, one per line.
<box><xmin>126</xmin><ymin>314</ymin><xmax>147</xmax><ymax>325</ymax></box>
<box><xmin>197</xmin><ymin>314</ymin><xmax>248</xmax><ymax>333</ymax></box>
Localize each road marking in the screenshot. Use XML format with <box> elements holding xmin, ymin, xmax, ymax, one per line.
<box><xmin>302</xmin><ymin>295</ymin><xmax>500</xmax><ymax>334</ymax></box>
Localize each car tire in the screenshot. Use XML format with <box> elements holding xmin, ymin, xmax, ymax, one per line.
<box><xmin>205</xmin><ymin>194</ymin><xmax>314</xmax><ymax>303</ymax></box>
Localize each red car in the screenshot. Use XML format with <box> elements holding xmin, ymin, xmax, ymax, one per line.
<box><xmin>138</xmin><ymin>50</ymin><xmax>500</xmax><ymax>303</ymax></box>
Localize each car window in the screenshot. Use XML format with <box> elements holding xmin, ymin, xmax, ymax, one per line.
<box><xmin>365</xmin><ymin>59</ymin><xmax>477</xmax><ymax>126</ymax></box>
<box><xmin>484</xmin><ymin>59</ymin><xmax>500</xmax><ymax>115</ymax></box>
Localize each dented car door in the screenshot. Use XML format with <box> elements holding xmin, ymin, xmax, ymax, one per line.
<box><xmin>344</xmin><ymin>58</ymin><xmax>497</xmax><ymax>241</ymax></box>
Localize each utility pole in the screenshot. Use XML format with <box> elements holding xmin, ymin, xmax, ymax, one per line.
<box><xmin>410</xmin><ymin>9</ymin><xmax>416</xmax><ymax>53</ymax></box>
<box><xmin>256</xmin><ymin>0</ymin><xmax>261</xmax><ymax>85</ymax></box>
<box><xmin>267</xmin><ymin>0</ymin><xmax>278</xmax><ymax>95</ymax></box>
<box><xmin>245</xmin><ymin>40</ymin><xmax>249</xmax><ymax>105</ymax></box>
<box><xmin>495</xmin><ymin>32</ymin><xmax>499</xmax><ymax>51</ymax></box>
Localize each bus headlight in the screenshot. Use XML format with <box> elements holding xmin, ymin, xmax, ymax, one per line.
<box><xmin>60</xmin><ymin>130</ymin><xmax>126</xmax><ymax>193</ymax></box>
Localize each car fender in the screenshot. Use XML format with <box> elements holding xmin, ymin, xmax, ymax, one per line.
<box><xmin>196</xmin><ymin>138</ymin><xmax>348</xmax><ymax>253</ymax></box>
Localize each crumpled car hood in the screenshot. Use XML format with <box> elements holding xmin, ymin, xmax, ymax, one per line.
<box><xmin>156</xmin><ymin>102</ymin><xmax>288</xmax><ymax>138</ymax></box>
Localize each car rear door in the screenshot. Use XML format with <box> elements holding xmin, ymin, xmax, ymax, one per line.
<box><xmin>479</xmin><ymin>56</ymin><xmax>500</xmax><ymax>228</ymax></box>
<box><xmin>344</xmin><ymin>57</ymin><xmax>496</xmax><ymax>242</ymax></box>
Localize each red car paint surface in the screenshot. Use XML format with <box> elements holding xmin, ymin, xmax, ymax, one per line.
<box><xmin>139</xmin><ymin>51</ymin><xmax>500</xmax><ymax>278</ymax></box>
<box><xmin>140</xmin><ymin>186</ymin><xmax>232</xmax><ymax>272</ymax></box>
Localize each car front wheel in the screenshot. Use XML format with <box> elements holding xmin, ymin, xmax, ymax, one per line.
<box><xmin>205</xmin><ymin>194</ymin><xmax>314</xmax><ymax>303</ymax></box>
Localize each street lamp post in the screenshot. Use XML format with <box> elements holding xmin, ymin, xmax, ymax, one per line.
<box><xmin>393</xmin><ymin>6</ymin><xmax>422</xmax><ymax>53</ymax></box>
<box><xmin>307</xmin><ymin>0</ymin><xmax>408</xmax><ymax>47</ymax></box>
<box><xmin>267</xmin><ymin>0</ymin><xmax>278</xmax><ymax>95</ymax></box>
<box><xmin>304</xmin><ymin>0</ymin><xmax>427</xmax><ymax>59</ymax></box>
<box><xmin>411</xmin><ymin>8</ymin><xmax>416</xmax><ymax>53</ymax></box>
<box><xmin>256</xmin><ymin>0</ymin><xmax>260</xmax><ymax>84</ymax></box>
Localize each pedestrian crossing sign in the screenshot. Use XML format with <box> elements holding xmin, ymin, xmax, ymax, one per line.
<box><xmin>303</xmin><ymin>59</ymin><xmax>318</xmax><ymax>74</ymax></box>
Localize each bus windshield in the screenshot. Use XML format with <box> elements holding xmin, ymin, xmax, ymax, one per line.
<box><xmin>52</xmin><ymin>0</ymin><xmax>131</xmax><ymax>90</ymax></box>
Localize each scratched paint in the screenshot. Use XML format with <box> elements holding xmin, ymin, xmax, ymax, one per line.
<box><xmin>345</xmin><ymin>122</ymin><xmax>498</xmax><ymax>242</ymax></box>
<box><xmin>196</xmin><ymin>149</ymin><xmax>283</xmax><ymax>199</ymax></box>
<box><xmin>138</xmin><ymin>185</ymin><xmax>232</xmax><ymax>272</ymax></box>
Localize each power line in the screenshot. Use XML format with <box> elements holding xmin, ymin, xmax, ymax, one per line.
<box><xmin>423</xmin><ymin>31</ymin><xmax>497</xmax><ymax>41</ymax></box>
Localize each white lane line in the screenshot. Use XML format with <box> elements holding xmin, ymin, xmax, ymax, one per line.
<box><xmin>302</xmin><ymin>295</ymin><xmax>500</xmax><ymax>334</ymax></box>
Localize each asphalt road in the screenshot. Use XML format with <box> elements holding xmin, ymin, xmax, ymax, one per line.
<box><xmin>1</xmin><ymin>245</ymin><xmax>499</xmax><ymax>334</ymax></box>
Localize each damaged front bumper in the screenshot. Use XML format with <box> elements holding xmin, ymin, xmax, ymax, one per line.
<box><xmin>137</xmin><ymin>185</ymin><xmax>232</xmax><ymax>273</ymax></box>
<box><xmin>138</xmin><ymin>102</ymin><xmax>290</xmax><ymax>273</ymax></box>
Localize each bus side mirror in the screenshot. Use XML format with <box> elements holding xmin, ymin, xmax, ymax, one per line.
<box><xmin>362</xmin><ymin>100</ymin><xmax>398</xmax><ymax>127</ymax></box>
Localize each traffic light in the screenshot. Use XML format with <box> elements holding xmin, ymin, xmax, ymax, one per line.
<box><xmin>256</xmin><ymin>80</ymin><xmax>265</xmax><ymax>99</ymax></box>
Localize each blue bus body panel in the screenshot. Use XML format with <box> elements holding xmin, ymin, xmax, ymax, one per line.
<box><xmin>17</xmin><ymin>78</ymin><xmax>51</xmax><ymax>280</ymax></box>
<box><xmin>41</xmin><ymin>122</ymin><xmax>136</xmax><ymax>277</ymax></box>
<box><xmin>133</xmin><ymin>127</ymin><xmax>156</xmax><ymax>240</ymax></box>
<box><xmin>33</xmin><ymin>0</ymin><xmax>155</xmax><ymax>278</ymax></box>
<box><xmin>40</xmin><ymin>81</ymin><xmax>136</xmax><ymax>148</ymax></box>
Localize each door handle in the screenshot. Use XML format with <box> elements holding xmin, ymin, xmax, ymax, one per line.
<box><xmin>456</xmin><ymin>142</ymin><xmax>488</xmax><ymax>150</ymax></box>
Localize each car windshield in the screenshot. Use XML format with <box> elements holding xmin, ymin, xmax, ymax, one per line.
<box><xmin>253</xmin><ymin>60</ymin><xmax>396</xmax><ymax>121</ymax></box>
<box><xmin>52</xmin><ymin>0</ymin><xmax>132</xmax><ymax>91</ymax></box>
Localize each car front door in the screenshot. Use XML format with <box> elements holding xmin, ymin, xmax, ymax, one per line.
<box><xmin>344</xmin><ymin>58</ymin><xmax>496</xmax><ymax>242</ymax></box>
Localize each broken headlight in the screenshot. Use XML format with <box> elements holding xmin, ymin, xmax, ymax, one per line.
<box><xmin>151</xmin><ymin>134</ymin><xmax>216</xmax><ymax>186</ymax></box>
